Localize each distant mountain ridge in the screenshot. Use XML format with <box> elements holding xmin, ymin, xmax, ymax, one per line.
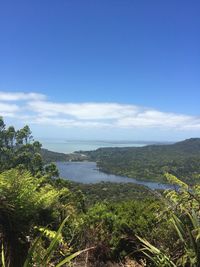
<box><xmin>86</xmin><ymin>137</ymin><xmax>200</xmax><ymax>155</ymax></box>
<box><xmin>83</xmin><ymin>138</ymin><xmax>200</xmax><ymax>184</ymax></box>
<box><xmin>172</xmin><ymin>138</ymin><xmax>200</xmax><ymax>153</ymax></box>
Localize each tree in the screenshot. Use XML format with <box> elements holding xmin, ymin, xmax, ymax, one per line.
<box><xmin>0</xmin><ymin>118</ymin><xmax>44</xmax><ymax>175</ymax></box>
<box><xmin>45</xmin><ymin>162</ymin><xmax>59</xmax><ymax>178</ymax></box>
<box><xmin>0</xmin><ymin>168</ymin><xmax>70</xmax><ymax>267</ymax></box>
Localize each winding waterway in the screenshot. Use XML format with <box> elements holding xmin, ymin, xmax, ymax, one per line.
<box><xmin>56</xmin><ymin>162</ymin><xmax>175</xmax><ymax>190</ymax></box>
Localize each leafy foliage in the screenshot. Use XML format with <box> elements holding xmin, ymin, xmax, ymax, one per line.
<box><xmin>77</xmin><ymin>199</ymin><xmax>161</xmax><ymax>261</ymax></box>
<box><xmin>55</xmin><ymin>179</ymin><xmax>154</xmax><ymax>207</ymax></box>
<box><xmin>0</xmin><ymin>169</ymin><xmax>70</xmax><ymax>266</ymax></box>
<box><xmin>138</xmin><ymin>174</ymin><xmax>200</xmax><ymax>267</ymax></box>
<box><xmin>0</xmin><ymin>117</ymin><xmax>43</xmax><ymax>174</ymax></box>
<box><xmin>137</xmin><ymin>235</ymin><xmax>176</xmax><ymax>267</ymax></box>
<box><xmin>24</xmin><ymin>216</ymin><xmax>90</xmax><ymax>267</ymax></box>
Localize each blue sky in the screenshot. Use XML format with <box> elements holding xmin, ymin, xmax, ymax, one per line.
<box><xmin>0</xmin><ymin>0</ymin><xmax>200</xmax><ymax>141</ymax></box>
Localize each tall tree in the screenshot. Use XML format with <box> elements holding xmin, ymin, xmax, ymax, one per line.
<box><xmin>0</xmin><ymin>118</ymin><xmax>43</xmax><ymax>175</ymax></box>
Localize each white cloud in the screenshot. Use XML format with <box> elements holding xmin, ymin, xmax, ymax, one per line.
<box><xmin>0</xmin><ymin>91</ymin><xmax>200</xmax><ymax>131</ymax></box>
<box><xmin>0</xmin><ymin>92</ymin><xmax>46</xmax><ymax>101</ymax></box>
<box><xmin>0</xmin><ymin>102</ymin><xmax>19</xmax><ymax>112</ymax></box>
<box><xmin>0</xmin><ymin>102</ymin><xmax>20</xmax><ymax>118</ymax></box>
<box><xmin>27</xmin><ymin>101</ymin><xmax>139</xmax><ymax>120</ymax></box>
<box><xmin>116</xmin><ymin>110</ymin><xmax>198</xmax><ymax>129</ymax></box>
<box><xmin>32</xmin><ymin>116</ymin><xmax>111</xmax><ymax>128</ymax></box>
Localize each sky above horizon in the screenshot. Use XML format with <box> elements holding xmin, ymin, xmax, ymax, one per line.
<box><xmin>0</xmin><ymin>1</ymin><xmax>200</xmax><ymax>141</ymax></box>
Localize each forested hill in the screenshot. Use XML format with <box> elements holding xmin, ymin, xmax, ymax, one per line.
<box><xmin>41</xmin><ymin>148</ymin><xmax>68</xmax><ymax>163</ymax></box>
<box><xmin>170</xmin><ymin>138</ymin><xmax>200</xmax><ymax>153</ymax></box>
<box><xmin>84</xmin><ymin>138</ymin><xmax>200</xmax><ymax>183</ymax></box>
<box><xmin>41</xmin><ymin>148</ymin><xmax>88</xmax><ymax>163</ymax></box>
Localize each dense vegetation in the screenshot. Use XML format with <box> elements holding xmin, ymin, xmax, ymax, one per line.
<box><xmin>64</xmin><ymin>181</ymin><xmax>154</xmax><ymax>207</ymax></box>
<box><xmin>0</xmin><ymin>117</ymin><xmax>200</xmax><ymax>267</ymax></box>
<box><xmin>41</xmin><ymin>149</ymin><xmax>88</xmax><ymax>163</ymax></box>
<box><xmin>41</xmin><ymin>148</ymin><xmax>69</xmax><ymax>163</ymax></box>
<box><xmin>84</xmin><ymin>139</ymin><xmax>200</xmax><ymax>183</ymax></box>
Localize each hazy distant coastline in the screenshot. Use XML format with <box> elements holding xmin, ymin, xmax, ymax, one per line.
<box><xmin>38</xmin><ymin>139</ymin><xmax>173</xmax><ymax>153</ymax></box>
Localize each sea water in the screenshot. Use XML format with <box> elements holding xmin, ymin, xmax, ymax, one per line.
<box><xmin>39</xmin><ymin>139</ymin><xmax>149</xmax><ymax>153</ymax></box>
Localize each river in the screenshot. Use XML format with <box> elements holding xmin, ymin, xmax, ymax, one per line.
<box><xmin>56</xmin><ymin>161</ymin><xmax>175</xmax><ymax>190</ymax></box>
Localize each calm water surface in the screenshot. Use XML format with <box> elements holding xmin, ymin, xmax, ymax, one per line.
<box><xmin>40</xmin><ymin>139</ymin><xmax>148</xmax><ymax>153</ymax></box>
<box><xmin>56</xmin><ymin>161</ymin><xmax>174</xmax><ymax>190</ymax></box>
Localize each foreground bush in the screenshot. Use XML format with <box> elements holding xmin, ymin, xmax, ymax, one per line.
<box><xmin>139</xmin><ymin>174</ymin><xmax>200</xmax><ymax>267</ymax></box>
<box><xmin>0</xmin><ymin>169</ymin><xmax>70</xmax><ymax>267</ymax></box>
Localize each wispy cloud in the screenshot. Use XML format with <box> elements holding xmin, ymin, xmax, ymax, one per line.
<box><xmin>27</xmin><ymin>101</ymin><xmax>139</xmax><ymax>119</ymax></box>
<box><xmin>0</xmin><ymin>102</ymin><xmax>20</xmax><ymax>117</ymax></box>
<box><xmin>0</xmin><ymin>92</ymin><xmax>46</xmax><ymax>101</ymax></box>
<box><xmin>0</xmin><ymin>91</ymin><xmax>200</xmax><ymax>131</ymax></box>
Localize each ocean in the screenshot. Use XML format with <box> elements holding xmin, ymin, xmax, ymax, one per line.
<box><xmin>38</xmin><ymin>139</ymin><xmax>151</xmax><ymax>153</ymax></box>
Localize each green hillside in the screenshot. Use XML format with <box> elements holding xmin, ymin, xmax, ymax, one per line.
<box><xmin>41</xmin><ymin>148</ymin><xmax>88</xmax><ymax>163</ymax></box>
<box><xmin>41</xmin><ymin>148</ymin><xmax>68</xmax><ymax>163</ymax></box>
<box><xmin>84</xmin><ymin>138</ymin><xmax>200</xmax><ymax>183</ymax></box>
